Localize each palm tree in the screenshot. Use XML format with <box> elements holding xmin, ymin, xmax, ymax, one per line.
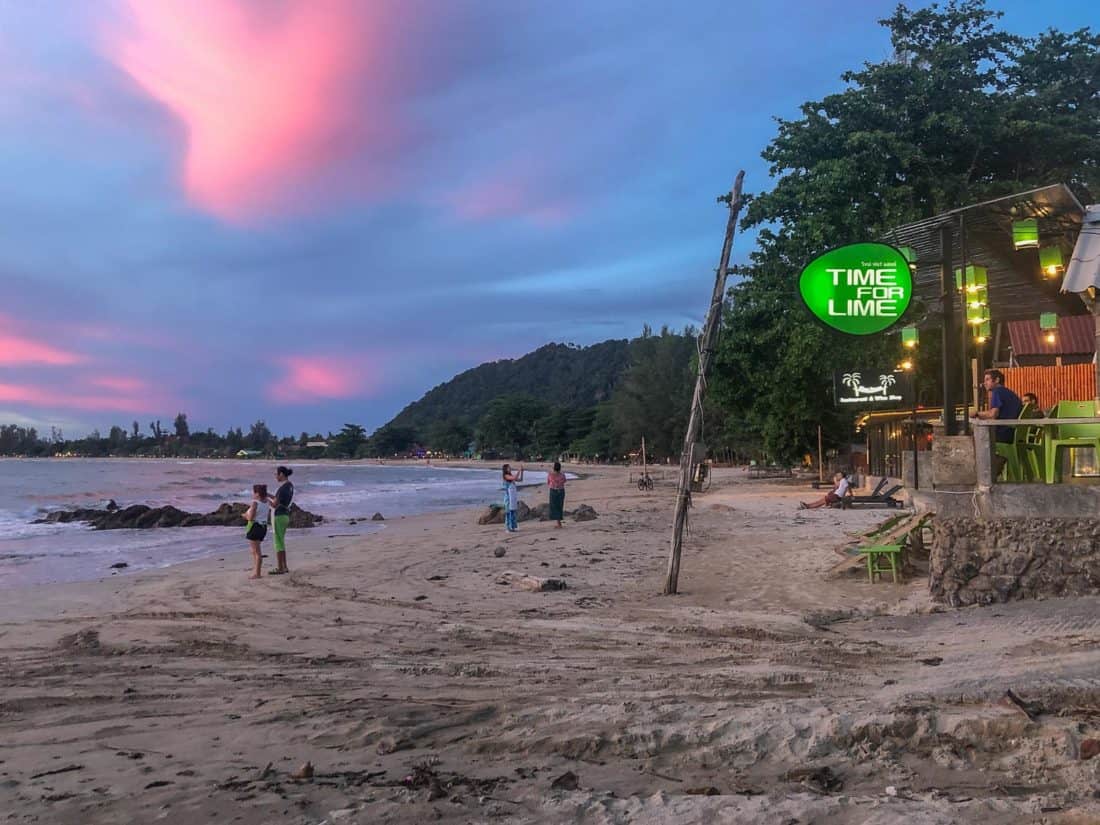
<box><xmin>842</xmin><ymin>372</ymin><xmax>862</xmax><ymax>393</ymax></box>
<box><xmin>879</xmin><ymin>374</ymin><xmax>897</xmax><ymax>389</ymax></box>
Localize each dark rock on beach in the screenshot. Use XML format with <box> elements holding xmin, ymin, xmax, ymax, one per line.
<box><xmin>478</xmin><ymin>500</ymin><xmax>597</xmax><ymax>525</ymax></box>
<box><xmin>36</xmin><ymin>502</ymin><xmax>322</xmax><ymax>531</ymax></box>
<box><xmin>572</xmin><ymin>504</ymin><xmax>598</xmax><ymax>522</ymax></box>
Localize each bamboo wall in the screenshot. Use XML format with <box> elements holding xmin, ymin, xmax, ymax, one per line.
<box><xmin>1001</xmin><ymin>364</ymin><xmax>1096</xmax><ymax>410</ymax></box>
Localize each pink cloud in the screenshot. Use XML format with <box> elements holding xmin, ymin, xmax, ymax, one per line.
<box><xmin>105</xmin><ymin>0</ymin><xmax>391</xmax><ymax>222</ymax></box>
<box><xmin>444</xmin><ymin>173</ymin><xmax>576</xmax><ymax>227</ymax></box>
<box><xmin>0</xmin><ymin>380</ymin><xmax>165</xmax><ymax>414</ymax></box>
<box><xmin>0</xmin><ymin>333</ymin><xmax>85</xmax><ymax>366</ymax></box>
<box><xmin>269</xmin><ymin>355</ymin><xmax>376</xmax><ymax>404</ymax></box>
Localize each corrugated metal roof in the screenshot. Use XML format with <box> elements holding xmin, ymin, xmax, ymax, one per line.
<box><xmin>885</xmin><ymin>184</ymin><xmax>1087</xmax><ymax>323</ymax></box>
<box><xmin>1061</xmin><ymin>204</ymin><xmax>1100</xmax><ymax>294</ymax></box>
<box><xmin>1006</xmin><ymin>314</ymin><xmax>1095</xmax><ymax>356</ymax></box>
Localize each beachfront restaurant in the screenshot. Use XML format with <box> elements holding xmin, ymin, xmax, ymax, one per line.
<box><xmin>859</xmin><ymin>185</ymin><xmax>1096</xmax><ymax>484</ymax></box>
<box><xmin>877</xmin><ymin>185</ymin><xmax>1100</xmax><ymax>605</ymax></box>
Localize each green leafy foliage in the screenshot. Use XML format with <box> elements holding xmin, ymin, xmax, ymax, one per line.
<box><xmin>711</xmin><ymin>0</ymin><xmax>1099</xmax><ymax>463</ymax></box>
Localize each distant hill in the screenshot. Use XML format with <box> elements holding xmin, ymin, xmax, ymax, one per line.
<box><xmin>384</xmin><ymin>340</ymin><xmax>635</xmax><ymax>433</ymax></box>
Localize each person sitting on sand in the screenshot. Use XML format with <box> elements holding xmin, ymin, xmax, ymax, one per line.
<box><xmin>502</xmin><ymin>463</ymin><xmax>524</xmax><ymax>532</ymax></box>
<box><xmin>799</xmin><ymin>472</ymin><xmax>850</xmax><ymax>510</ymax></box>
<box><xmin>546</xmin><ymin>461</ymin><xmax>568</xmax><ymax>528</ymax></box>
<box><xmin>244</xmin><ymin>484</ymin><xmax>270</xmax><ymax>579</ymax></box>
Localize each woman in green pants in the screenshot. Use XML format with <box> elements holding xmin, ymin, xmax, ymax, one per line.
<box><xmin>268</xmin><ymin>466</ymin><xmax>294</xmax><ymax>574</ymax></box>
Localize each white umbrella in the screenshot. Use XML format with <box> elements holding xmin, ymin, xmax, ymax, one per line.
<box><xmin>1061</xmin><ymin>204</ymin><xmax>1100</xmax><ymax>294</ymax></box>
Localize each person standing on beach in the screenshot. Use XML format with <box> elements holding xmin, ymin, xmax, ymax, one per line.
<box><xmin>268</xmin><ymin>466</ymin><xmax>294</xmax><ymax>574</ymax></box>
<box><xmin>546</xmin><ymin>461</ymin><xmax>567</xmax><ymax>528</ymax></box>
<box><xmin>502</xmin><ymin>463</ymin><xmax>523</xmax><ymax>532</ymax></box>
<box><xmin>244</xmin><ymin>484</ymin><xmax>270</xmax><ymax>579</ymax></box>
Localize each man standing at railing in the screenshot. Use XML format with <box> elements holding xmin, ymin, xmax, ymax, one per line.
<box><xmin>973</xmin><ymin>369</ymin><xmax>1022</xmax><ymax>478</ymax></box>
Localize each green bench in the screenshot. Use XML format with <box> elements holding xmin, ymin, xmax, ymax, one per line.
<box><xmin>860</xmin><ymin>544</ymin><xmax>904</xmax><ymax>584</ymax></box>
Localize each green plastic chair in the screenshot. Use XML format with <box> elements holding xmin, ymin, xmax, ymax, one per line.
<box><xmin>994</xmin><ymin>439</ymin><xmax>1023</xmax><ymax>482</ymax></box>
<box><xmin>1019</xmin><ymin>404</ymin><xmax>1045</xmax><ymax>482</ymax></box>
<box><xmin>1044</xmin><ymin>400</ymin><xmax>1100</xmax><ymax>484</ymax></box>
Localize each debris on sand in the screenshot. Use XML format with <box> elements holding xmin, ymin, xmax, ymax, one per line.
<box><xmin>783</xmin><ymin>765</ymin><xmax>843</xmax><ymax>793</ymax></box>
<box><xmin>998</xmin><ymin>689</ymin><xmax>1042</xmax><ymax>721</ymax></box>
<box><xmin>292</xmin><ymin>761</ymin><xmax>314</xmax><ymax>780</ymax></box>
<box><xmin>550</xmin><ymin>770</ymin><xmax>579</xmax><ymax>791</ymax></box>
<box><xmin>495</xmin><ymin>571</ymin><xmax>567</xmax><ymax>591</ymax></box>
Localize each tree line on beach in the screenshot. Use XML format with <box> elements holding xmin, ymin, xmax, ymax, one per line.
<box><xmin>0</xmin><ymin>326</ymin><xmax>702</xmax><ymax>462</ymax></box>
<box><xmin>3</xmin><ymin>2</ymin><xmax>1096</xmax><ymax>466</ymax></box>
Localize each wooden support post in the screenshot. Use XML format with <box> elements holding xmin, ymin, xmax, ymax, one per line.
<box><xmin>817</xmin><ymin>425</ymin><xmax>824</xmax><ymax>484</ymax></box>
<box><xmin>664</xmin><ymin>171</ymin><xmax>745</xmax><ymax>596</ymax></box>
<box><xmin>1095</xmin><ymin>309</ymin><xmax>1100</xmax><ymax>402</ymax></box>
<box><xmin>939</xmin><ymin>224</ymin><xmax>958</xmax><ymax>435</ymax></box>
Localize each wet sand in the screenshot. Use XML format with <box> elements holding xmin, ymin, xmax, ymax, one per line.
<box><xmin>2</xmin><ymin>466</ymin><xmax>1099</xmax><ymax>824</ymax></box>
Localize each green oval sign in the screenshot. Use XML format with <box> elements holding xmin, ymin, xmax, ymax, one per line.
<box><xmin>798</xmin><ymin>243</ymin><xmax>912</xmax><ymax>335</ymax></box>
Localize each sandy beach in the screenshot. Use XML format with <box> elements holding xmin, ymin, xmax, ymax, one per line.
<box><xmin>3</xmin><ymin>465</ymin><xmax>1099</xmax><ymax>824</ymax></box>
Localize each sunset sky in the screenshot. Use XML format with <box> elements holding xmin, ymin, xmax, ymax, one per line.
<box><xmin>0</xmin><ymin>1</ymin><xmax>1089</xmax><ymax>437</ymax></box>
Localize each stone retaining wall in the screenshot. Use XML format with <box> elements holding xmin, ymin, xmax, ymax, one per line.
<box><xmin>931</xmin><ymin>517</ymin><xmax>1100</xmax><ymax>606</ymax></box>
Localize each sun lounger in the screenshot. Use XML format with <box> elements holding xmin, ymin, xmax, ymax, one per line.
<box><xmin>847</xmin><ymin>479</ymin><xmax>904</xmax><ymax>508</ymax></box>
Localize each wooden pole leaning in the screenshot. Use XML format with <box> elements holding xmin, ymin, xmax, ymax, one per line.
<box><xmin>663</xmin><ymin>170</ymin><xmax>745</xmax><ymax>596</ymax></box>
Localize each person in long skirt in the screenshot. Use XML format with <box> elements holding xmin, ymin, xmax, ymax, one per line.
<box><xmin>502</xmin><ymin>463</ymin><xmax>523</xmax><ymax>532</ymax></box>
<box><xmin>546</xmin><ymin>461</ymin><xmax>567</xmax><ymax>528</ymax></box>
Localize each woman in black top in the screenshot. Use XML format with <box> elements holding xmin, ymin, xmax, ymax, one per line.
<box><xmin>268</xmin><ymin>466</ymin><xmax>294</xmax><ymax>574</ymax></box>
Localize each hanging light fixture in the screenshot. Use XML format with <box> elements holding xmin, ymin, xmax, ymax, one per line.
<box><xmin>975</xmin><ymin>321</ymin><xmax>991</xmax><ymax>344</ymax></box>
<box><xmin>1012</xmin><ymin>218</ymin><xmax>1040</xmax><ymax>249</ymax></box>
<box><xmin>1040</xmin><ymin>312</ymin><xmax>1058</xmax><ymax>346</ymax></box>
<box><xmin>901</xmin><ymin>326</ymin><xmax>919</xmax><ymax>349</ymax></box>
<box><xmin>899</xmin><ymin>247</ymin><xmax>918</xmax><ymax>273</ymax></box>
<box><xmin>1039</xmin><ymin>246</ymin><xmax>1064</xmax><ymax>277</ymax></box>
<box><xmin>955</xmin><ymin>265</ymin><xmax>988</xmax><ymax>294</ymax></box>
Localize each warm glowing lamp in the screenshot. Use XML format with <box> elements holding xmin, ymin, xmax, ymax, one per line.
<box><xmin>954</xmin><ymin>265</ymin><xmax>988</xmax><ymax>293</ymax></box>
<box><xmin>900</xmin><ymin>359</ymin><xmax>913</xmax><ymax>371</ymax></box>
<box><xmin>1013</xmin><ymin>218</ymin><xmax>1039</xmax><ymax>249</ymax></box>
<box><xmin>975</xmin><ymin>321</ymin><xmax>991</xmax><ymax>343</ymax></box>
<box><xmin>901</xmin><ymin>326</ymin><xmax>919</xmax><ymax>348</ymax></box>
<box><xmin>1039</xmin><ymin>246</ymin><xmax>1064</xmax><ymax>276</ymax></box>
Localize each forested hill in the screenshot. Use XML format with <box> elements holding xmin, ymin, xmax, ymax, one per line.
<box><xmin>385</xmin><ymin>340</ymin><xmax>634</xmax><ymax>432</ymax></box>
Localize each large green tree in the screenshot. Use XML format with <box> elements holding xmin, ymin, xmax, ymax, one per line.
<box><xmin>610</xmin><ymin>326</ymin><xmax>697</xmax><ymax>460</ymax></box>
<box><xmin>711</xmin><ymin>0</ymin><xmax>1099</xmax><ymax>462</ymax></box>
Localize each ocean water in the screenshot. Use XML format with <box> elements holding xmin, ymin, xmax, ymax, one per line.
<box><xmin>0</xmin><ymin>459</ymin><xmax>551</xmax><ymax>588</ymax></box>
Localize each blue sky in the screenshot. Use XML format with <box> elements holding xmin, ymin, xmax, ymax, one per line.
<box><xmin>0</xmin><ymin>0</ymin><xmax>1092</xmax><ymax>437</ymax></box>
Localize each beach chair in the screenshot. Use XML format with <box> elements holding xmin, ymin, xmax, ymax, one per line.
<box><xmin>859</xmin><ymin>477</ymin><xmax>889</xmax><ymax>498</ymax></box>
<box><xmin>848</xmin><ymin>478</ymin><xmax>903</xmax><ymax>508</ymax></box>
<box><xmin>1043</xmin><ymin>400</ymin><xmax>1100</xmax><ymax>484</ymax></box>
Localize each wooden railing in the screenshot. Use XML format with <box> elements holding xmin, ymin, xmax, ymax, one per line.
<box><xmin>1002</xmin><ymin>364</ymin><xmax>1096</xmax><ymax>409</ymax></box>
